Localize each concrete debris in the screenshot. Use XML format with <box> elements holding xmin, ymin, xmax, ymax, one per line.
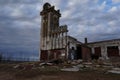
<box><xmin>13</xmin><ymin>65</ymin><xmax>20</xmax><ymax>69</ymax></box>
<box><xmin>84</xmin><ymin>65</ymin><xmax>92</xmax><ymax>68</ymax></box>
<box><xmin>24</xmin><ymin>64</ymin><xmax>33</xmax><ymax>70</ymax></box>
<box><xmin>103</xmin><ymin>65</ymin><xmax>114</xmax><ymax>68</ymax></box>
<box><xmin>112</xmin><ymin>68</ymin><xmax>120</xmax><ymax>71</ymax></box>
<box><xmin>108</xmin><ymin>68</ymin><xmax>120</xmax><ymax>74</ymax></box>
<box><xmin>95</xmin><ymin>65</ymin><xmax>101</xmax><ymax>68</ymax></box>
<box><xmin>39</xmin><ymin>62</ymin><xmax>53</xmax><ymax>66</ymax></box>
<box><xmin>61</xmin><ymin>67</ymin><xmax>79</xmax><ymax>72</ymax></box>
<box><xmin>76</xmin><ymin>64</ymin><xmax>84</xmax><ymax>68</ymax></box>
<box><xmin>41</xmin><ymin>66</ymin><xmax>45</xmax><ymax>69</ymax></box>
<box><xmin>13</xmin><ymin>64</ymin><xmax>24</xmax><ymax>69</ymax></box>
<box><xmin>12</xmin><ymin>58</ymin><xmax>120</xmax><ymax>74</ymax></box>
<box><xmin>108</xmin><ymin>70</ymin><xmax>120</xmax><ymax>74</ymax></box>
<box><xmin>83</xmin><ymin>62</ymin><xmax>92</xmax><ymax>65</ymax></box>
<box><xmin>76</xmin><ymin>59</ymin><xmax>83</xmax><ymax>63</ymax></box>
<box><xmin>67</xmin><ymin>60</ymin><xmax>83</xmax><ymax>65</ymax></box>
<box><xmin>71</xmin><ymin>61</ymin><xmax>77</xmax><ymax>65</ymax></box>
<box><xmin>49</xmin><ymin>59</ymin><xmax>63</xmax><ymax>64</ymax></box>
<box><xmin>103</xmin><ymin>62</ymin><xmax>112</xmax><ymax>66</ymax></box>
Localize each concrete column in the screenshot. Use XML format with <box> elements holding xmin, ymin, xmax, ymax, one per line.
<box><xmin>101</xmin><ymin>46</ymin><xmax>109</xmax><ymax>60</ymax></box>
<box><xmin>118</xmin><ymin>46</ymin><xmax>120</xmax><ymax>56</ymax></box>
<box><xmin>51</xmin><ymin>34</ymin><xmax>53</xmax><ymax>49</ymax></box>
<box><xmin>59</xmin><ymin>33</ymin><xmax>61</xmax><ymax>49</ymax></box>
<box><xmin>45</xmin><ymin>37</ymin><xmax>47</xmax><ymax>50</ymax></box>
<box><xmin>65</xmin><ymin>32</ymin><xmax>68</xmax><ymax>59</ymax></box>
<box><xmin>58</xmin><ymin>33</ymin><xmax>60</xmax><ymax>49</ymax></box>
<box><xmin>53</xmin><ymin>34</ymin><xmax>55</xmax><ymax>49</ymax></box>
<box><xmin>63</xmin><ymin>33</ymin><xmax>65</xmax><ymax>48</ymax></box>
<box><xmin>54</xmin><ymin>33</ymin><xmax>57</xmax><ymax>49</ymax></box>
<box><xmin>47</xmin><ymin>13</ymin><xmax>51</xmax><ymax>50</ymax></box>
<box><xmin>91</xmin><ymin>47</ymin><xmax>94</xmax><ymax>54</ymax></box>
<box><xmin>48</xmin><ymin>13</ymin><xmax>50</xmax><ymax>31</ymax></box>
<box><xmin>55</xmin><ymin>33</ymin><xmax>58</xmax><ymax>49</ymax></box>
<box><xmin>40</xmin><ymin>16</ymin><xmax>43</xmax><ymax>50</ymax></box>
<box><xmin>47</xmin><ymin>51</ymin><xmax>50</xmax><ymax>60</ymax></box>
<box><xmin>62</xmin><ymin>32</ymin><xmax>63</xmax><ymax>48</ymax></box>
<box><xmin>49</xmin><ymin>34</ymin><xmax>52</xmax><ymax>50</ymax></box>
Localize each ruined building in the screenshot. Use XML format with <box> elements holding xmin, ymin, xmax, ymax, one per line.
<box><xmin>40</xmin><ymin>3</ymin><xmax>91</xmax><ymax>61</ymax></box>
<box><xmin>40</xmin><ymin>3</ymin><xmax>68</xmax><ymax>60</ymax></box>
<box><xmin>40</xmin><ymin>3</ymin><xmax>120</xmax><ymax>61</ymax></box>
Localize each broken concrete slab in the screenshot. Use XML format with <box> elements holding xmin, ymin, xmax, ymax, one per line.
<box><xmin>103</xmin><ymin>62</ymin><xmax>112</xmax><ymax>66</ymax></box>
<box><xmin>76</xmin><ymin>59</ymin><xmax>83</xmax><ymax>63</ymax></box>
<box><xmin>108</xmin><ymin>70</ymin><xmax>120</xmax><ymax>74</ymax></box>
<box><xmin>103</xmin><ymin>65</ymin><xmax>114</xmax><ymax>68</ymax></box>
<box><xmin>13</xmin><ymin>64</ymin><xmax>20</xmax><ymax>69</ymax></box>
<box><xmin>112</xmin><ymin>68</ymin><xmax>120</xmax><ymax>71</ymax></box>
<box><xmin>61</xmin><ymin>67</ymin><xmax>79</xmax><ymax>72</ymax></box>
<box><xmin>71</xmin><ymin>61</ymin><xmax>77</xmax><ymax>65</ymax></box>
<box><xmin>83</xmin><ymin>62</ymin><xmax>92</xmax><ymax>65</ymax></box>
<box><xmin>108</xmin><ymin>68</ymin><xmax>120</xmax><ymax>74</ymax></box>
<box><xmin>39</xmin><ymin>62</ymin><xmax>53</xmax><ymax>66</ymax></box>
<box><xmin>13</xmin><ymin>64</ymin><xmax>24</xmax><ymax>70</ymax></box>
<box><xmin>76</xmin><ymin>64</ymin><xmax>84</xmax><ymax>68</ymax></box>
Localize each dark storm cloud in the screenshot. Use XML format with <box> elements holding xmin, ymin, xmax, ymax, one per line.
<box><xmin>0</xmin><ymin>0</ymin><xmax>120</xmax><ymax>60</ymax></box>
<box><xmin>0</xmin><ymin>0</ymin><xmax>43</xmax><ymax>60</ymax></box>
<box><xmin>60</xmin><ymin>0</ymin><xmax>120</xmax><ymax>42</ymax></box>
<box><xmin>0</xmin><ymin>0</ymin><xmax>40</xmax><ymax>5</ymax></box>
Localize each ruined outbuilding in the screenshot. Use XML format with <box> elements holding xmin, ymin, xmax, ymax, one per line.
<box><xmin>88</xmin><ymin>39</ymin><xmax>120</xmax><ymax>60</ymax></box>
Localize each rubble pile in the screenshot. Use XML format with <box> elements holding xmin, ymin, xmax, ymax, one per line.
<box><xmin>13</xmin><ymin>59</ymin><xmax>120</xmax><ymax>74</ymax></box>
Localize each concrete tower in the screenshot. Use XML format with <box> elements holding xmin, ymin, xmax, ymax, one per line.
<box><xmin>40</xmin><ymin>3</ymin><xmax>68</xmax><ymax>60</ymax></box>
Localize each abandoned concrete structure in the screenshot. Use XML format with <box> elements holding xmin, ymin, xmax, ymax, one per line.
<box><xmin>40</xmin><ymin>3</ymin><xmax>68</xmax><ymax>60</ymax></box>
<box><xmin>40</xmin><ymin>3</ymin><xmax>119</xmax><ymax>61</ymax></box>
<box><xmin>88</xmin><ymin>39</ymin><xmax>120</xmax><ymax>60</ymax></box>
<box><xmin>40</xmin><ymin>3</ymin><xmax>91</xmax><ymax>61</ymax></box>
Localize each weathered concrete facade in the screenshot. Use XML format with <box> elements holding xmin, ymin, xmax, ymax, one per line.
<box><xmin>88</xmin><ymin>39</ymin><xmax>120</xmax><ymax>60</ymax></box>
<box><xmin>67</xmin><ymin>36</ymin><xmax>91</xmax><ymax>61</ymax></box>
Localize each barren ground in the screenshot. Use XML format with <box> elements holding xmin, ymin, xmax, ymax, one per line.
<box><xmin>0</xmin><ymin>62</ymin><xmax>120</xmax><ymax>80</ymax></box>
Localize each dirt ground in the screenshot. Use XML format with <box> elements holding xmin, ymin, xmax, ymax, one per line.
<box><xmin>0</xmin><ymin>62</ymin><xmax>120</xmax><ymax>80</ymax></box>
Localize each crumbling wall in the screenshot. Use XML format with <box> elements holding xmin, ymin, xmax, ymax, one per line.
<box><xmin>40</xmin><ymin>49</ymin><xmax>65</xmax><ymax>61</ymax></box>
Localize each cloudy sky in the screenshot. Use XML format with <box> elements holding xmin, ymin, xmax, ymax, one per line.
<box><xmin>0</xmin><ymin>0</ymin><xmax>120</xmax><ymax>60</ymax></box>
